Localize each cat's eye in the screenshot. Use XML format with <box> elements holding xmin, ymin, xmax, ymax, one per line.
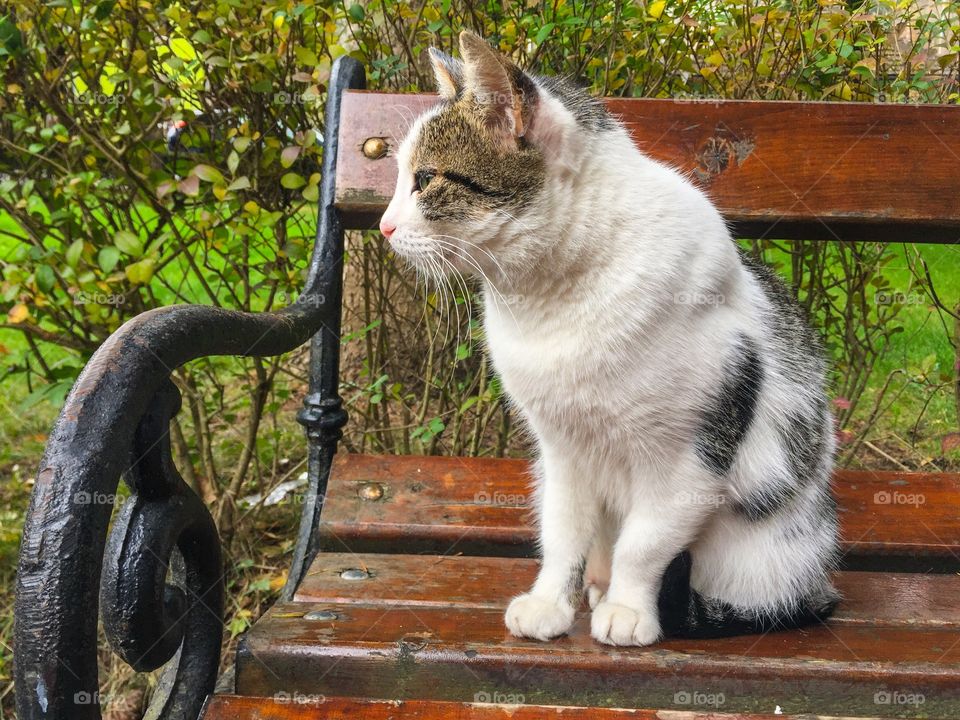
<box><xmin>414</xmin><ymin>170</ymin><xmax>436</xmax><ymax>193</ymax></box>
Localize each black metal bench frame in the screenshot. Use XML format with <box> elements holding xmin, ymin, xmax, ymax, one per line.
<box><xmin>14</xmin><ymin>56</ymin><xmax>365</xmax><ymax>720</ymax></box>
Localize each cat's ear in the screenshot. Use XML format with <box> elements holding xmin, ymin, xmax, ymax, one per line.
<box><xmin>427</xmin><ymin>47</ymin><xmax>463</xmax><ymax>101</ymax></box>
<box><xmin>458</xmin><ymin>30</ymin><xmax>529</xmax><ymax>142</ymax></box>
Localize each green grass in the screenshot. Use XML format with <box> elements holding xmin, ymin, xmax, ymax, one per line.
<box><xmin>858</xmin><ymin>244</ymin><xmax>959</xmax><ymax>465</ymax></box>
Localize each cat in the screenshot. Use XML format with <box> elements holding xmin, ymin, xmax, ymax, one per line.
<box><xmin>379</xmin><ymin>30</ymin><xmax>840</xmax><ymax>646</ymax></box>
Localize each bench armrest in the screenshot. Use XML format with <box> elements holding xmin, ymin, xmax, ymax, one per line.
<box><xmin>13</xmin><ymin>56</ymin><xmax>365</xmax><ymax>720</ymax></box>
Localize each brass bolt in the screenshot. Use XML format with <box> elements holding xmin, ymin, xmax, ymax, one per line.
<box><xmin>358</xmin><ymin>482</ymin><xmax>385</xmax><ymax>501</ymax></box>
<box><xmin>362</xmin><ymin>137</ymin><xmax>388</xmax><ymax>160</ymax></box>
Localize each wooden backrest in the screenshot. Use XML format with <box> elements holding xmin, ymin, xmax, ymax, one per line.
<box><xmin>335</xmin><ymin>91</ymin><xmax>960</xmax><ymax>243</ymax></box>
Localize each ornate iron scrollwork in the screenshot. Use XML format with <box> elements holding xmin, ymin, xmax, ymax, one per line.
<box><xmin>100</xmin><ymin>379</ymin><xmax>223</xmax><ymax>718</ymax></box>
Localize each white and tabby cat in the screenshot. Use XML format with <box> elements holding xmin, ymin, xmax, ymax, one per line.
<box><xmin>379</xmin><ymin>31</ymin><xmax>840</xmax><ymax>646</ymax></box>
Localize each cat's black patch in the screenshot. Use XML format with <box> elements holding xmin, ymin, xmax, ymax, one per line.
<box><xmin>729</xmin><ymin>472</ymin><xmax>797</xmax><ymax>521</ymax></box>
<box><xmin>782</xmin><ymin>399</ymin><xmax>830</xmax><ymax>480</ymax></box>
<box><xmin>534</xmin><ymin>74</ymin><xmax>617</xmax><ymax>131</ymax></box>
<box><xmin>441</xmin><ymin>170</ymin><xmax>515</xmax><ymax>199</ymax></box>
<box><xmin>695</xmin><ymin>335</ymin><xmax>763</xmax><ymax>476</ymax></box>
<box><xmin>729</xmin><ymin>401</ymin><xmax>831</xmax><ymax>522</ymax></box>
<box><xmin>658</xmin><ymin>550</ymin><xmax>839</xmax><ymax>639</ymax></box>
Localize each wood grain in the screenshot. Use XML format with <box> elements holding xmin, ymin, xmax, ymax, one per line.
<box><xmin>235</xmin><ymin>601</ymin><xmax>960</xmax><ymax>718</ymax></box>
<box><xmin>204</xmin><ymin>695</ymin><xmax>884</xmax><ymax>720</ymax></box>
<box><xmin>317</xmin><ymin>454</ymin><xmax>960</xmax><ymax>569</ymax></box>
<box><xmin>335</xmin><ymin>92</ymin><xmax>960</xmax><ymax>242</ymax></box>
<box><xmin>294</xmin><ymin>553</ymin><xmax>960</xmax><ymax>627</ymax></box>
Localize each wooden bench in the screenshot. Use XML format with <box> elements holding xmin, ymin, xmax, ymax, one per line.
<box><xmin>13</xmin><ymin>56</ymin><xmax>960</xmax><ymax>720</ymax></box>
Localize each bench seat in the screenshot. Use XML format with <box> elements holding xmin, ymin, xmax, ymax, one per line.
<box><xmin>315</xmin><ymin>454</ymin><xmax>960</xmax><ymax>570</ymax></box>
<box><xmin>204</xmin><ymin>695</ymin><xmax>889</xmax><ymax>720</ymax></box>
<box><xmin>232</xmin><ymin>454</ymin><xmax>960</xmax><ymax>719</ymax></box>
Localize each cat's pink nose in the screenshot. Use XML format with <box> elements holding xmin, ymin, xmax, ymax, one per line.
<box><xmin>380</xmin><ymin>219</ymin><xmax>396</xmax><ymax>239</ymax></box>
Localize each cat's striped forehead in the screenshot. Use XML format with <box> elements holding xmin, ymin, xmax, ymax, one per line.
<box><xmin>406</xmin><ymin>99</ymin><xmax>546</xmax><ymax>221</ymax></box>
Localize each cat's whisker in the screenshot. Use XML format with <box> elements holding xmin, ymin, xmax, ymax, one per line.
<box><xmin>424</xmin><ymin>253</ymin><xmax>450</xmax><ymax>351</ymax></box>
<box><xmin>431</xmin><ymin>233</ymin><xmax>511</xmax><ymax>279</ymax></box>
<box><xmin>433</xmin><ymin>252</ymin><xmax>472</xmax><ymax>353</ymax></box>
<box><xmin>490</xmin><ymin>206</ymin><xmax>536</xmax><ymax>232</ymax></box>
<box><xmin>429</xmin><ymin>237</ymin><xmax>519</xmax><ymax>327</ymax></box>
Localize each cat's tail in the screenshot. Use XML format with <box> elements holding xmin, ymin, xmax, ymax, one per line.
<box><xmin>657</xmin><ymin>551</ymin><xmax>839</xmax><ymax>639</ymax></box>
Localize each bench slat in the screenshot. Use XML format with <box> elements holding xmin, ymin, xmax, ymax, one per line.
<box><xmin>317</xmin><ymin>454</ymin><xmax>960</xmax><ymax>570</ymax></box>
<box><xmin>204</xmin><ymin>695</ymin><xmax>884</xmax><ymax>720</ymax></box>
<box><xmin>237</xmin><ymin>600</ymin><xmax>960</xmax><ymax>718</ymax></box>
<box><xmin>294</xmin><ymin>553</ymin><xmax>960</xmax><ymax>627</ymax></box>
<box><xmin>335</xmin><ymin>92</ymin><xmax>960</xmax><ymax>242</ymax></box>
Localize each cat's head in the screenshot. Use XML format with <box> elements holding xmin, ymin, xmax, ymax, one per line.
<box><xmin>379</xmin><ymin>31</ymin><xmax>615</xmax><ymax>283</ymax></box>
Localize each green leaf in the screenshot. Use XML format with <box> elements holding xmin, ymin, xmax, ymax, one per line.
<box><xmin>94</xmin><ymin>1</ymin><xmax>115</xmax><ymax>20</ymax></box>
<box><xmin>169</xmin><ymin>36</ymin><xmax>197</xmax><ymax>61</ymax></box>
<box><xmin>301</xmin><ymin>183</ymin><xmax>319</xmax><ymax>202</ymax></box>
<box><xmin>535</xmin><ymin>23</ymin><xmax>555</xmax><ymax>45</ymax></box>
<box><xmin>0</xmin><ymin>15</ymin><xmax>24</xmax><ymax>57</ymax></box>
<box><xmin>192</xmin><ymin>164</ymin><xmax>225</xmax><ymax>184</ymax></box>
<box><xmin>66</xmin><ymin>239</ymin><xmax>84</xmax><ymax>267</ymax></box>
<box><xmin>98</xmin><ymin>246</ymin><xmax>120</xmax><ymax>273</ymax></box>
<box><xmin>281</xmin><ymin>172</ymin><xmax>306</xmax><ymax>189</ymax></box>
<box><xmin>347</xmin><ymin>3</ymin><xmax>365</xmax><ymax>21</ymax></box>
<box><xmin>113</xmin><ymin>230</ymin><xmax>143</xmax><ymax>257</ymax></box>
<box><xmin>35</xmin><ymin>265</ymin><xmax>56</xmax><ymax>293</ymax></box>
<box><xmin>295</xmin><ymin>46</ymin><xmax>319</xmax><ymax>66</ymax></box>
<box><xmin>124</xmin><ymin>257</ymin><xmax>156</xmax><ymax>285</ymax></box>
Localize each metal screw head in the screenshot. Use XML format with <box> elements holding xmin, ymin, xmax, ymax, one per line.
<box><xmin>340</xmin><ymin>568</ymin><xmax>369</xmax><ymax>580</ymax></box>
<box><xmin>303</xmin><ymin>610</ymin><xmax>339</xmax><ymax>621</ymax></box>
<box><xmin>362</xmin><ymin>137</ymin><xmax>388</xmax><ymax>160</ymax></box>
<box><xmin>357</xmin><ymin>482</ymin><xmax>384</xmax><ymax>501</ymax></box>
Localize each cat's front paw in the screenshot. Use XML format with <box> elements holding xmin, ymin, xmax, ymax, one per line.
<box><xmin>590</xmin><ymin>600</ymin><xmax>661</xmax><ymax>646</ymax></box>
<box><xmin>505</xmin><ymin>593</ymin><xmax>575</xmax><ymax>641</ymax></box>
